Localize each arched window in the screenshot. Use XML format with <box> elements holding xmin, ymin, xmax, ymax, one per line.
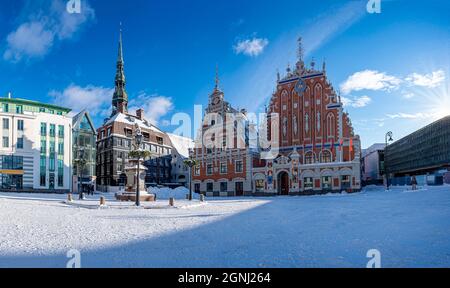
<box><xmin>326</xmin><ymin>113</ymin><xmax>335</xmax><ymax>138</ymax></box>
<box><xmin>315</xmin><ymin>84</ymin><xmax>322</xmax><ymax>105</ymax></box>
<box><xmin>321</xmin><ymin>150</ymin><xmax>332</xmax><ymax>163</ymax></box>
<box><xmin>305</xmin><ymin>151</ymin><xmax>314</xmax><ymax>164</ymax></box>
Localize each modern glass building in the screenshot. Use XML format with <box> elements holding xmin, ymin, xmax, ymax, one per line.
<box><xmin>72</xmin><ymin>111</ymin><xmax>97</xmax><ymax>193</ymax></box>
<box><xmin>0</xmin><ymin>96</ymin><xmax>72</xmax><ymax>192</ymax></box>
<box><xmin>385</xmin><ymin>116</ymin><xmax>450</xmax><ymax>184</ymax></box>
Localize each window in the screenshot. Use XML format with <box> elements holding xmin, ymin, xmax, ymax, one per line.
<box><xmin>220</xmin><ymin>182</ymin><xmax>227</xmax><ymax>192</ymax></box>
<box><xmin>58</xmin><ymin>142</ymin><xmax>64</xmax><ymax>155</ymax></box>
<box><xmin>16</xmin><ymin>105</ymin><xmax>23</xmax><ymax>114</ymax></box>
<box><xmin>101</xmin><ymin>130</ymin><xmax>105</xmax><ymax>139</ymax></box>
<box><xmin>321</xmin><ymin>150</ymin><xmax>332</xmax><ymax>163</ymax></box>
<box><xmin>304</xmin><ymin>177</ymin><xmax>313</xmax><ymax>190</ymax></box>
<box><xmin>17</xmin><ymin>120</ymin><xmax>24</xmax><ymax>131</ymax></box>
<box><xmin>2</xmin><ymin>137</ymin><xmax>9</xmax><ymax>148</ymax></box>
<box><xmin>255</xmin><ymin>179</ymin><xmax>265</xmax><ymax>192</ymax></box>
<box><xmin>40</xmin><ymin>140</ymin><xmax>47</xmax><ymax>154</ymax></box>
<box><xmin>40</xmin><ymin>123</ymin><xmax>47</xmax><ymax>136</ymax></box>
<box><xmin>49</xmin><ymin>154</ymin><xmax>55</xmax><ymax>172</ymax></box>
<box><xmin>206</xmin><ymin>164</ymin><xmax>213</xmax><ymax>175</ymax></box>
<box><xmin>57</xmin><ymin>111</ymin><xmax>63</xmax><ymax>116</ymax></box>
<box><xmin>1</xmin><ymin>155</ymin><xmax>23</xmax><ymax>170</ymax></box>
<box><xmin>305</xmin><ymin>152</ymin><xmax>314</xmax><ymax>164</ymax></box>
<box><xmin>58</xmin><ymin>125</ymin><xmax>64</xmax><ymax>138</ymax></box>
<box><xmin>107</xmin><ymin>127</ymin><xmax>112</xmax><ymax>136</ymax></box>
<box><xmin>235</xmin><ymin>160</ymin><xmax>243</xmax><ymax>173</ymax></box>
<box><xmin>49</xmin><ymin>141</ymin><xmax>56</xmax><ymax>154</ymax></box>
<box><xmin>220</xmin><ymin>162</ymin><xmax>227</xmax><ymax>174</ymax></box>
<box><xmin>156</xmin><ymin>137</ymin><xmax>164</xmax><ymax>145</ymax></box>
<box><xmin>17</xmin><ymin>137</ymin><xmax>24</xmax><ymax>149</ymax></box>
<box><xmin>49</xmin><ymin>110</ymin><xmax>54</xmax><ymax>114</ymax></box>
<box><xmin>322</xmin><ymin>176</ymin><xmax>332</xmax><ymax>189</ymax></box>
<box><xmin>49</xmin><ymin>124</ymin><xmax>56</xmax><ymax>137</ymax></box>
<box><xmin>58</xmin><ymin>160</ymin><xmax>64</xmax><ymax>187</ymax></box>
<box><xmin>3</xmin><ymin>118</ymin><xmax>9</xmax><ymax>129</ymax></box>
<box><xmin>39</xmin><ymin>107</ymin><xmax>45</xmax><ymax>113</ymax></box>
<box><xmin>2</xmin><ymin>103</ymin><xmax>9</xmax><ymax>113</ymax></box>
<box><xmin>206</xmin><ymin>183</ymin><xmax>213</xmax><ymax>192</ymax></box>
<box><xmin>40</xmin><ymin>173</ymin><xmax>46</xmax><ymax>187</ymax></box>
<box><xmin>194</xmin><ymin>183</ymin><xmax>200</xmax><ymax>193</ymax></box>
<box><xmin>194</xmin><ymin>165</ymin><xmax>200</xmax><ymax>176</ymax></box>
<box><xmin>341</xmin><ymin>175</ymin><xmax>351</xmax><ymax>189</ymax></box>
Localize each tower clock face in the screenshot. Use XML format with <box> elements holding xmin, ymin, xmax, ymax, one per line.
<box><xmin>295</xmin><ymin>78</ymin><xmax>307</xmax><ymax>95</ymax></box>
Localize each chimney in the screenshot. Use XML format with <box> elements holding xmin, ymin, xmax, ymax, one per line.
<box><xmin>136</xmin><ymin>108</ymin><xmax>144</xmax><ymax>120</ymax></box>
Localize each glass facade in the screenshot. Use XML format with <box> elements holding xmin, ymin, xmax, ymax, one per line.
<box><xmin>385</xmin><ymin>116</ymin><xmax>450</xmax><ymax>176</ymax></box>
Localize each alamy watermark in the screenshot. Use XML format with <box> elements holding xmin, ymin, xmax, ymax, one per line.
<box><xmin>66</xmin><ymin>0</ymin><xmax>82</xmax><ymax>14</ymax></box>
<box><xmin>366</xmin><ymin>249</ymin><xmax>381</xmax><ymax>268</ymax></box>
<box><xmin>66</xmin><ymin>249</ymin><xmax>81</xmax><ymax>268</ymax></box>
<box><xmin>367</xmin><ymin>0</ymin><xmax>382</xmax><ymax>14</ymax></box>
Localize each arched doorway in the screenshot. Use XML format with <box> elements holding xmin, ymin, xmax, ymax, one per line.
<box><xmin>277</xmin><ymin>171</ymin><xmax>289</xmax><ymax>195</ymax></box>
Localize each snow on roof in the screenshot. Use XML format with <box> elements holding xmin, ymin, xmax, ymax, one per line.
<box><xmin>105</xmin><ymin>112</ymin><xmax>163</xmax><ymax>133</ymax></box>
<box><xmin>167</xmin><ymin>133</ymin><xmax>194</xmax><ymax>158</ymax></box>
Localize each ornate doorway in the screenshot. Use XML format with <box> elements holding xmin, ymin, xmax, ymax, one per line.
<box><xmin>277</xmin><ymin>171</ymin><xmax>289</xmax><ymax>195</ymax></box>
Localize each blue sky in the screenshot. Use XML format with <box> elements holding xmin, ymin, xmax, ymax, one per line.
<box><xmin>0</xmin><ymin>0</ymin><xmax>448</xmax><ymax>148</ymax></box>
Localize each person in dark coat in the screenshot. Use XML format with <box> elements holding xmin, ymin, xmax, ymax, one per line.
<box><xmin>411</xmin><ymin>176</ymin><xmax>418</xmax><ymax>191</ymax></box>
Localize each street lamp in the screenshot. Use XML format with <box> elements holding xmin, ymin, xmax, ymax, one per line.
<box><xmin>385</xmin><ymin>131</ymin><xmax>394</xmax><ymax>190</ymax></box>
<box><xmin>135</xmin><ymin>128</ymin><xmax>143</xmax><ymax>207</ymax></box>
<box><xmin>184</xmin><ymin>157</ymin><xmax>199</xmax><ymax>201</ymax></box>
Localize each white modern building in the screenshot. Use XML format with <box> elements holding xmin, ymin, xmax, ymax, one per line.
<box><xmin>0</xmin><ymin>96</ymin><xmax>73</xmax><ymax>192</ymax></box>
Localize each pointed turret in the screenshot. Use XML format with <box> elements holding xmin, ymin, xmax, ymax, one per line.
<box><xmin>112</xmin><ymin>24</ymin><xmax>128</xmax><ymax>115</ymax></box>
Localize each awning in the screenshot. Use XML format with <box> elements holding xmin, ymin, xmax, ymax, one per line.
<box><xmin>0</xmin><ymin>170</ymin><xmax>24</xmax><ymax>175</ymax></box>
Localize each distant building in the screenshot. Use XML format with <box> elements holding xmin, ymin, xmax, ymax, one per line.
<box><xmin>95</xmin><ymin>29</ymin><xmax>180</xmax><ymax>192</ymax></box>
<box><xmin>191</xmin><ymin>38</ymin><xmax>361</xmax><ymax>196</ymax></box>
<box><xmin>72</xmin><ymin>110</ymin><xmax>97</xmax><ymax>193</ymax></box>
<box><xmin>190</xmin><ymin>70</ymin><xmax>255</xmax><ymax>196</ymax></box>
<box><xmin>0</xmin><ymin>96</ymin><xmax>72</xmax><ymax>192</ymax></box>
<box><xmin>385</xmin><ymin>116</ymin><xmax>450</xmax><ymax>185</ymax></box>
<box><xmin>361</xmin><ymin>143</ymin><xmax>386</xmax><ymax>185</ymax></box>
<box><xmin>168</xmin><ymin>133</ymin><xmax>195</xmax><ymax>186</ymax></box>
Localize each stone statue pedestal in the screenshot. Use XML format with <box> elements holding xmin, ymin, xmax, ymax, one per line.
<box><xmin>115</xmin><ymin>158</ymin><xmax>155</xmax><ymax>202</ymax></box>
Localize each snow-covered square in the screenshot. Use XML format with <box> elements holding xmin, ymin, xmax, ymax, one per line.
<box><xmin>0</xmin><ymin>185</ymin><xmax>449</xmax><ymax>268</ymax></box>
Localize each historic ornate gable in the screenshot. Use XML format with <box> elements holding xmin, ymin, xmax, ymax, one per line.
<box><xmin>267</xmin><ymin>38</ymin><xmax>357</xmax><ymax>164</ymax></box>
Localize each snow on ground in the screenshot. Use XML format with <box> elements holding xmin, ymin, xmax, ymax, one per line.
<box><xmin>0</xmin><ymin>185</ymin><xmax>449</xmax><ymax>268</ymax></box>
<box><xmin>150</xmin><ymin>186</ymin><xmax>200</xmax><ymax>200</ymax></box>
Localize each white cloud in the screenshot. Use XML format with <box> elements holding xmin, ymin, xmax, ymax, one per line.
<box><xmin>401</xmin><ymin>92</ymin><xmax>415</xmax><ymax>99</ymax></box>
<box><xmin>341</xmin><ymin>95</ymin><xmax>372</xmax><ymax>108</ymax></box>
<box><xmin>340</xmin><ymin>70</ymin><xmax>402</xmax><ymax>95</ymax></box>
<box><xmin>49</xmin><ymin>84</ymin><xmax>113</xmax><ymax>115</ymax></box>
<box><xmin>386</xmin><ymin>112</ymin><xmax>432</xmax><ymax>120</ymax></box>
<box><xmin>233</xmin><ymin>37</ymin><xmax>269</xmax><ymax>57</ymax></box>
<box><xmin>405</xmin><ymin>70</ymin><xmax>445</xmax><ymax>88</ymax></box>
<box><xmin>4</xmin><ymin>0</ymin><xmax>94</xmax><ymax>62</ymax></box>
<box><xmin>129</xmin><ymin>93</ymin><xmax>174</xmax><ymax>126</ymax></box>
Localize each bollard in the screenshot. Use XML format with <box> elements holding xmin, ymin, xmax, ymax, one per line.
<box><xmin>100</xmin><ymin>196</ymin><xmax>106</xmax><ymax>206</ymax></box>
<box><xmin>186</xmin><ymin>194</ymin><xmax>189</xmax><ymax>200</ymax></box>
<box><xmin>200</xmin><ymin>194</ymin><xmax>205</xmax><ymax>202</ymax></box>
<box><xmin>169</xmin><ymin>197</ymin><xmax>174</xmax><ymax>207</ymax></box>
<box><xmin>67</xmin><ymin>193</ymin><xmax>73</xmax><ymax>202</ymax></box>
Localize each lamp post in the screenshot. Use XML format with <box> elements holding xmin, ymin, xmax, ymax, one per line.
<box><xmin>184</xmin><ymin>157</ymin><xmax>198</xmax><ymax>201</ymax></box>
<box><xmin>135</xmin><ymin>128</ymin><xmax>143</xmax><ymax>207</ymax></box>
<box><xmin>385</xmin><ymin>131</ymin><xmax>394</xmax><ymax>191</ymax></box>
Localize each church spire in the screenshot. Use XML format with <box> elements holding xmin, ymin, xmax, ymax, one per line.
<box><xmin>215</xmin><ymin>64</ymin><xmax>220</xmax><ymax>89</ymax></box>
<box><xmin>112</xmin><ymin>23</ymin><xmax>128</xmax><ymax>115</ymax></box>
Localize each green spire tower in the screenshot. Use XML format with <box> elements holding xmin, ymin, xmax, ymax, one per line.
<box><xmin>112</xmin><ymin>24</ymin><xmax>128</xmax><ymax>114</ymax></box>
